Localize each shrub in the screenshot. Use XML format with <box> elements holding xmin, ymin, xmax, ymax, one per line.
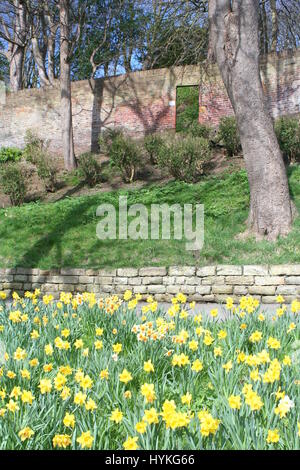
<box><xmin>98</xmin><ymin>128</ymin><xmax>123</xmax><ymax>155</ymax></box>
<box><xmin>23</xmin><ymin>130</ymin><xmax>47</xmax><ymax>165</ymax></box>
<box><xmin>185</xmin><ymin>121</ymin><xmax>212</xmax><ymax>140</ymax></box>
<box><xmin>144</xmin><ymin>134</ymin><xmax>164</xmax><ymax>165</ymax></box>
<box><xmin>0</xmin><ymin>147</ymin><xmax>22</xmax><ymax>164</ymax></box>
<box><xmin>218</xmin><ymin>116</ymin><xmax>241</xmax><ymax>156</ymax></box>
<box><xmin>36</xmin><ymin>154</ymin><xmax>58</xmax><ymax>192</ymax></box>
<box><xmin>275</xmin><ymin>116</ymin><xmax>300</xmax><ymax>163</ymax></box>
<box><xmin>22</xmin><ymin>130</ymin><xmax>57</xmax><ymax>192</ymax></box>
<box><xmin>100</xmin><ymin>130</ymin><xmax>140</xmax><ymax>183</ymax></box>
<box><xmin>0</xmin><ymin>162</ymin><xmax>27</xmax><ymax>206</ymax></box>
<box><xmin>157</xmin><ymin>134</ymin><xmax>211</xmax><ymax>182</ymax></box>
<box><xmin>78</xmin><ymin>153</ymin><xmax>101</xmax><ymax>187</ymax></box>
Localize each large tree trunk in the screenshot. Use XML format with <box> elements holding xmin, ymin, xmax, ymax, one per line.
<box><xmin>9</xmin><ymin>44</ymin><xmax>24</xmax><ymax>91</ymax></box>
<box><xmin>209</xmin><ymin>0</ymin><xmax>295</xmax><ymax>240</ymax></box>
<box><xmin>60</xmin><ymin>0</ymin><xmax>76</xmax><ymax>170</ymax></box>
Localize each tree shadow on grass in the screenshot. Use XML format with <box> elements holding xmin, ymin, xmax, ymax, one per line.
<box><xmin>14</xmin><ymin>197</ymin><xmax>101</xmax><ymax>269</ymax></box>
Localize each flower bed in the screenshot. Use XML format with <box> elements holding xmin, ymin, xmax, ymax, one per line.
<box><xmin>0</xmin><ymin>289</ymin><xmax>299</xmax><ymax>450</ymax></box>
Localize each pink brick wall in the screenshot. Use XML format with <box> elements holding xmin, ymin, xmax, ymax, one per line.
<box><xmin>110</xmin><ymin>97</ymin><xmax>176</xmax><ymax>135</ymax></box>
<box><xmin>199</xmin><ymin>82</ymin><xmax>234</xmax><ymax>126</ymax></box>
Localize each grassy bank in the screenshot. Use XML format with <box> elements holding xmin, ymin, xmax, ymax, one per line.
<box><xmin>0</xmin><ymin>167</ymin><xmax>299</xmax><ymax>269</ymax></box>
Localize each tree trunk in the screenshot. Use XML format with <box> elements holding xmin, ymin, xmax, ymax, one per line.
<box><xmin>208</xmin><ymin>0</ymin><xmax>295</xmax><ymax>240</ymax></box>
<box><xmin>60</xmin><ymin>0</ymin><xmax>76</xmax><ymax>170</ymax></box>
<box><xmin>270</xmin><ymin>0</ymin><xmax>278</xmax><ymax>52</ymax></box>
<box><xmin>261</xmin><ymin>0</ymin><xmax>269</xmax><ymax>54</ymax></box>
<box><xmin>6</xmin><ymin>0</ymin><xmax>27</xmax><ymax>91</ymax></box>
<box><xmin>207</xmin><ymin>16</ymin><xmax>215</xmax><ymax>62</ymax></box>
<box><xmin>31</xmin><ymin>37</ymin><xmax>50</xmax><ymax>87</ymax></box>
<box><xmin>47</xmin><ymin>33</ymin><xmax>56</xmax><ymax>83</ymax></box>
<box><xmin>44</xmin><ymin>10</ymin><xmax>58</xmax><ymax>84</ymax></box>
<box><xmin>9</xmin><ymin>44</ymin><xmax>24</xmax><ymax>91</ymax></box>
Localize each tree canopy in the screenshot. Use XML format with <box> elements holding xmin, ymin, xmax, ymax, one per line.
<box><xmin>1</xmin><ymin>0</ymin><xmax>298</xmax><ymax>90</ymax></box>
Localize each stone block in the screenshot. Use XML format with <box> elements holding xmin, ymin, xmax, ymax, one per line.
<box><xmin>185</xmin><ymin>276</ymin><xmax>202</xmax><ymax>285</ymax></box>
<box><xmin>16</xmin><ymin>267</ymin><xmax>32</xmax><ymax>275</ymax></box>
<box><xmin>269</xmin><ymin>265</ymin><xmax>300</xmax><ymax>276</ymax></box>
<box><xmin>248</xmin><ymin>286</ymin><xmax>276</xmax><ymax>295</ymax></box>
<box><xmin>97</xmin><ymin>276</ymin><xmax>113</xmax><ymax>285</ymax></box>
<box><xmin>98</xmin><ymin>285</ymin><xmax>113</xmax><ymax>293</ymax></box>
<box><xmin>79</xmin><ymin>276</ymin><xmax>95</xmax><ymax>284</ymax></box>
<box><xmin>76</xmin><ymin>285</ymin><xmax>87</xmax><ymax>292</ymax></box>
<box><xmin>133</xmin><ymin>285</ymin><xmax>147</xmax><ymax>294</ymax></box>
<box><xmin>9</xmin><ymin>282</ymin><xmax>24</xmax><ymax>290</ymax></box>
<box><xmin>31</xmin><ymin>276</ymin><xmax>47</xmax><ymax>283</ymax></box>
<box><xmin>243</xmin><ymin>265</ymin><xmax>269</xmax><ymax>275</ymax></box>
<box><xmin>195</xmin><ymin>286</ymin><xmax>211</xmax><ymax>295</ymax></box>
<box><xmin>142</xmin><ymin>277</ymin><xmax>163</xmax><ymax>285</ymax></box>
<box><xmin>202</xmin><ymin>276</ymin><xmax>225</xmax><ymax>285</ymax></box>
<box><xmin>14</xmin><ymin>275</ymin><xmax>28</xmax><ymax>282</ymax></box>
<box><xmin>61</xmin><ymin>268</ymin><xmax>85</xmax><ymax>275</ymax></box>
<box><xmin>168</xmin><ymin>266</ymin><xmax>195</xmax><ymax>276</ymax></box>
<box><xmin>217</xmin><ymin>265</ymin><xmax>242</xmax><ymax>275</ymax></box>
<box><xmin>87</xmin><ymin>285</ymin><xmax>101</xmax><ymax>293</ymax></box>
<box><xmin>85</xmin><ymin>269</ymin><xmax>99</xmax><ymax>276</ymax></box>
<box><xmin>163</xmin><ymin>276</ymin><xmax>175</xmax><ymax>285</ymax></box>
<box><xmin>196</xmin><ymin>266</ymin><xmax>216</xmax><ymax>276</ymax></box>
<box><xmin>113</xmin><ymin>277</ymin><xmax>128</xmax><ymax>285</ymax></box>
<box><xmin>139</xmin><ymin>267</ymin><xmax>167</xmax><ymax>276</ymax></box>
<box><xmin>59</xmin><ymin>284</ymin><xmax>75</xmax><ymax>292</ymax></box>
<box><xmin>215</xmin><ymin>294</ymin><xmax>239</xmax><ymax>303</ymax></box>
<box><xmin>117</xmin><ymin>268</ymin><xmax>138</xmax><ymax>277</ymax></box>
<box><xmin>233</xmin><ymin>286</ymin><xmax>249</xmax><ymax>295</ymax></box>
<box><xmin>147</xmin><ymin>285</ymin><xmax>166</xmax><ymax>294</ymax></box>
<box><xmin>0</xmin><ymin>275</ymin><xmax>13</xmax><ymax>282</ymax></box>
<box><xmin>276</xmin><ymin>285</ymin><xmax>299</xmax><ymax>295</ymax></box>
<box><xmin>48</xmin><ymin>275</ymin><xmax>78</xmax><ymax>284</ymax></box>
<box><xmin>261</xmin><ymin>296</ymin><xmax>277</xmax><ymax>304</ymax></box>
<box><xmin>225</xmin><ymin>276</ymin><xmax>254</xmax><ymax>285</ymax></box>
<box><xmin>174</xmin><ymin>276</ymin><xmax>186</xmax><ymax>285</ymax></box>
<box><xmin>98</xmin><ymin>269</ymin><xmax>117</xmax><ymax>276</ymax></box>
<box><xmin>212</xmin><ymin>285</ymin><xmax>233</xmax><ymax>294</ymax></box>
<box><xmin>128</xmin><ymin>277</ymin><xmax>142</xmax><ymax>286</ymax></box>
<box><xmin>255</xmin><ymin>276</ymin><xmax>284</xmax><ymax>285</ymax></box>
<box><xmin>190</xmin><ymin>294</ymin><xmax>215</xmax><ymax>302</ymax></box>
<box><xmin>115</xmin><ymin>285</ymin><xmax>129</xmax><ymax>293</ymax></box>
<box><xmin>285</xmin><ymin>276</ymin><xmax>300</xmax><ymax>285</ymax></box>
<box><xmin>41</xmin><ymin>284</ymin><xmax>58</xmax><ymax>292</ymax></box>
<box><xmin>166</xmin><ymin>285</ymin><xmax>182</xmax><ymax>294</ymax></box>
<box><xmin>177</xmin><ymin>285</ymin><xmax>195</xmax><ymax>294</ymax></box>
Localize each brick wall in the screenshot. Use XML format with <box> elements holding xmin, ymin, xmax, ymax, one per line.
<box><xmin>0</xmin><ymin>50</ymin><xmax>299</xmax><ymax>158</ymax></box>
<box><xmin>0</xmin><ymin>265</ymin><xmax>299</xmax><ymax>303</ymax></box>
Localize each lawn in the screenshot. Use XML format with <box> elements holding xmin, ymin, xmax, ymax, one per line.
<box><xmin>0</xmin><ymin>291</ymin><xmax>299</xmax><ymax>449</ymax></box>
<box><xmin>0</xmin><ymin>167</ymin><xmax>299</xmax><ymax>270</ymax></box>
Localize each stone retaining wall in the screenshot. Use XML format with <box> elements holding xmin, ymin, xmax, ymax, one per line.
<box><xmin>0</xmin><ymin>265</ymin><xmax>299</xmax><ymax>303</ymax></box>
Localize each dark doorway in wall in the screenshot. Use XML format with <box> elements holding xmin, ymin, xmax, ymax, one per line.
<box><xmin>176</xmin><ymin>85</ymin><xmax>199</xmax><ymax>132</ymax></box>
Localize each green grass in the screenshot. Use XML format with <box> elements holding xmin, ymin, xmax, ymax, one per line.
<box><xmin>0</xmin><ymin>167</ymin><xmax>299</xmax><ymax>269</ymax></box>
